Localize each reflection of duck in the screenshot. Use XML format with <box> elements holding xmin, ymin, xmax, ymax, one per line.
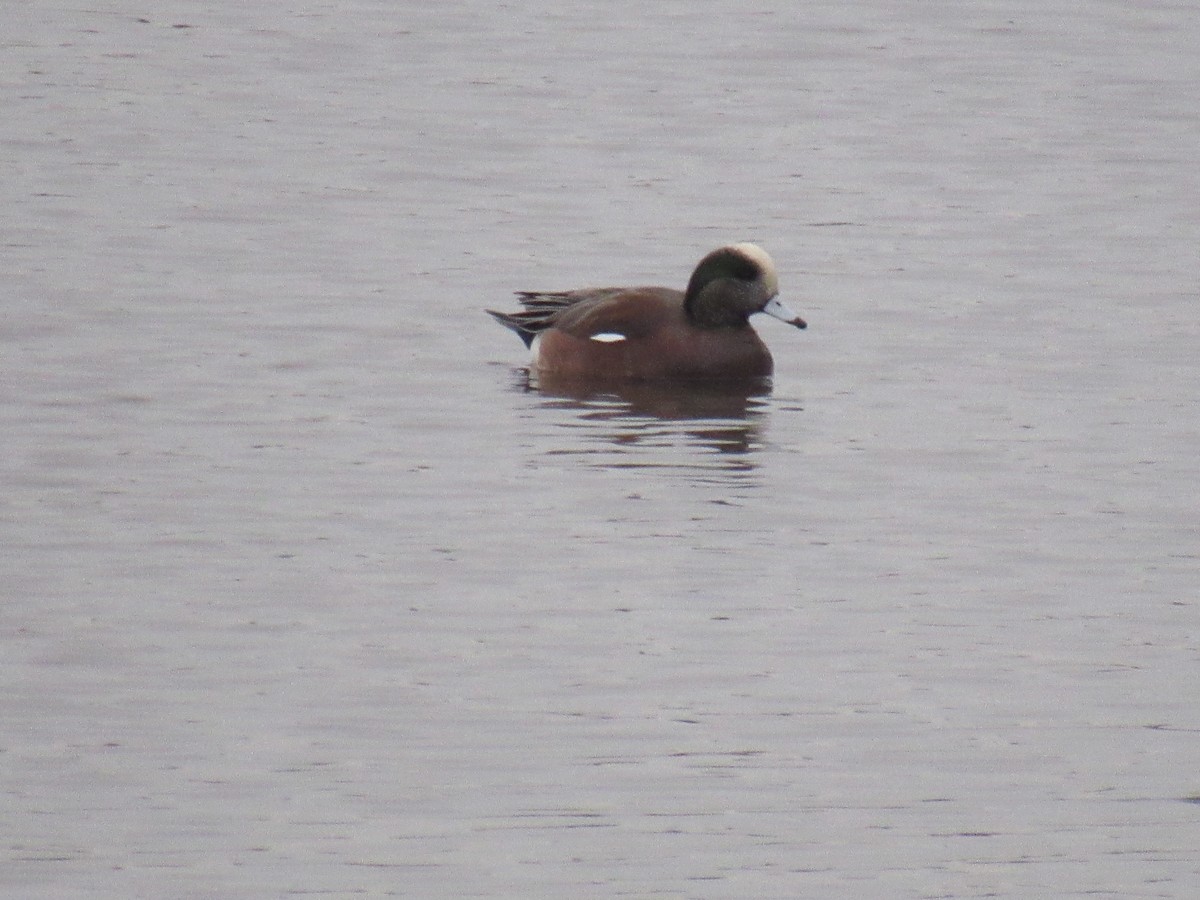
<box><xmin>523</xmin><ymin>373</ymin><xmax>773</xmax><ymax>467</ymax></box>
<box><xmin>488</xmin><ymin>243</ymin><xmax>806</xmax><ymax>381</ymax></box>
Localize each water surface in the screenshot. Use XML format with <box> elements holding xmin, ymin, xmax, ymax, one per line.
<box><xmin>3</xmin><ymin>2</ymin><xmax>1199</xmax><ymax>897</ymax></box>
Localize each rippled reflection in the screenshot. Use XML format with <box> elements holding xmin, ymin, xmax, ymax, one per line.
<box><xmin>511</xmin><ymin>369</ymin><xmax>783</xmax><ymax>481</ymax></box>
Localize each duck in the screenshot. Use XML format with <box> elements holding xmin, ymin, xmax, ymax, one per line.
<box><xmin>487</xmin><ymin>243</ymin><xmax>806</xmax><ymax>380</ymax></box>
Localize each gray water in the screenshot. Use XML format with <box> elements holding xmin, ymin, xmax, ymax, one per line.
<box><xmin>4</xmin><ymin>2</ymin><xmax>1199</xmax><ymax>898</ymax></box>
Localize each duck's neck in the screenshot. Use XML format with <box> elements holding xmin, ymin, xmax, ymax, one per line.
<box><xmin>685</xmin><ymin>281</ymin><xmax>755</xmax><ymax>329</ymax></box>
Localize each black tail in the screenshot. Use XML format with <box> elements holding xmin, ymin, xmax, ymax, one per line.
<box><xmin>487</xmin><ymin>291</ymin><xmax>578</xmax><ymax>349</ymax></box>
<box><xmin>486</xmin><ymin>309</ymin><xmax>538</xmax><ymax>349</ymax></box>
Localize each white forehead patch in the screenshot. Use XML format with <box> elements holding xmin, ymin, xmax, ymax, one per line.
<box><xmin>589</xmin><ymin>332</ymin><xmax>628</xmax><ymax>343</ymax></box>
<box><xmin>730</xmin><ymin>242</ymin><xmax>778</xmax><ymax>294</ymax></box>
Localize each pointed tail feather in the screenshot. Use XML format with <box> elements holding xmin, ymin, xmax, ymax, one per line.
<box><xmin>486</xmin><ymin>309</ymin><xmax>539</xmax><ymax>349</ymax></box>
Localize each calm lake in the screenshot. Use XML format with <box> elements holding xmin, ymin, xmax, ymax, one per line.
<box><xmin>4</xmin><ymin>1</ymin><xmax>1198</xmax><ymax>897</ymax></box>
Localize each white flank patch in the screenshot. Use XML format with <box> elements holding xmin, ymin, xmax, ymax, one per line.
<box><xmin>589</xmin><ymin>332</ymin><xmax>627</xmax><ymax>343</ymax></box>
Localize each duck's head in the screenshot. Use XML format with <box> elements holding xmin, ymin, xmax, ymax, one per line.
<box><xmin>684</xmin><ymin>243</ymin><xmax>807</xmax><ymax>329</ymax></box>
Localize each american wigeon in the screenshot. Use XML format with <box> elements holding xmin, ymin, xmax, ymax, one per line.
<box><xmin>488</xmin><ymin>243</ymin><xmax>806</xmax><ymax>380</ymax></box>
